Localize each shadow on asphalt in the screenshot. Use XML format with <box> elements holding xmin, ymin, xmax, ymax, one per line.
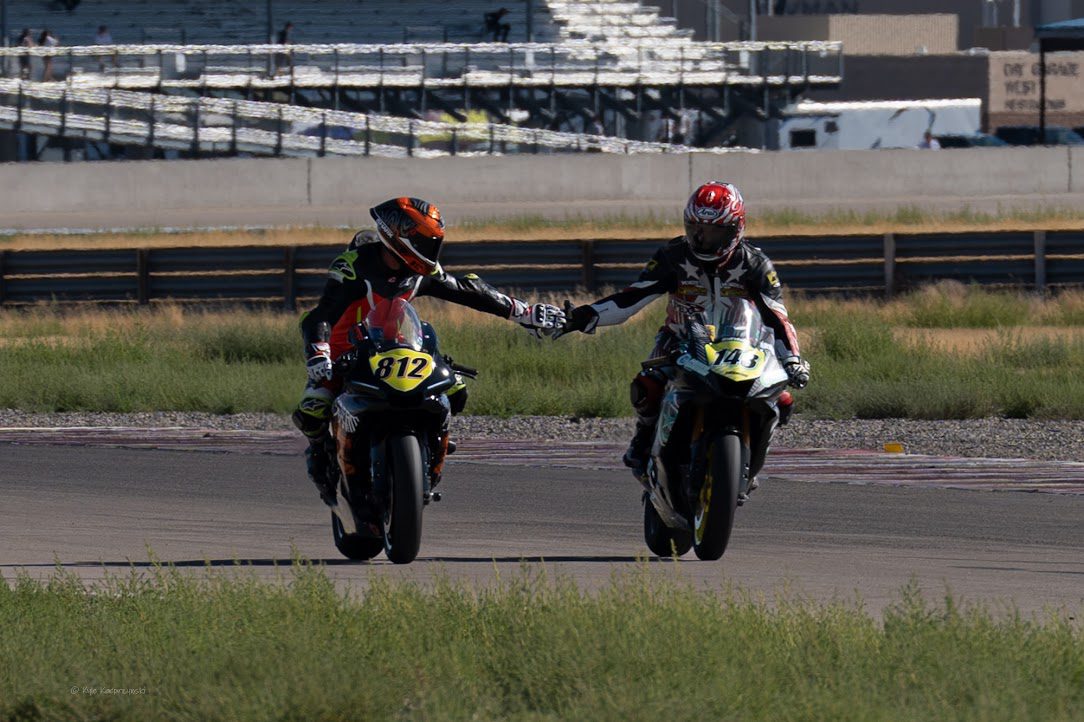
<box><xmin>2</xmin><ymin>555</ymin><xmax>667</xmax><ymax>567</ymax></box>
<box><xmin>419</xmin><ymin>555</ymin><xmax>656</xmax><ymax>563</ymax></box>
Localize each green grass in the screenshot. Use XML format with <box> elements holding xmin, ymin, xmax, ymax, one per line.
<box><xmin>3</xmin><ymin>286</ymin><xmax>1084</xmax><ymax>419</ymax></box>
<box><xmin>799</xmin><ymin>312</ymin><xmax>1084</xmax><ymax>419</ymax></box>
<box><xmin>1</xmin><ymin>563</ymin><xmax>1081</xmax><ymax>722</ymax></box>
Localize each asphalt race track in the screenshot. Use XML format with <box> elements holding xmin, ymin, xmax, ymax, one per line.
<box><xmin>2</xmin><ymin>436</ymin><xmax>1082</xmax><ymax>616</ymax></box>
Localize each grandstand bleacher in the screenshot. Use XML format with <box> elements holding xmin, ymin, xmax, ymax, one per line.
<box><xmin>0</xmin><ymin>1</ymin><xmax>843</xmax><ymax>157</ymax></box>
<box><xmin>0</xmin><ymin>76</ymin><xmax>750</xmax><ymax>158</ymax></box>
<box><xmin>547</xmin><ymin>0</ymin><xmax>693</xmax><ymax>42</ymax></box>
<box><xmin>3</xmin><ymin>0</ymin><xmax>561</xmax><ymax>46</ymax></box>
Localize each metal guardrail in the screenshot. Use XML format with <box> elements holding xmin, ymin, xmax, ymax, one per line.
<box><xmin>0</xmin><ymin>79</ymin><xmax>745</xmax><ymax>157</ymax></box>
<box><xmin>1</xmin><ymin>231</ymin><xmax>1081</xmax><ymax>308</ymax></box>
<box><xmin>0</xmin><ymin>40</ymin><xmax>844</xmax><ymax>91</ymax></box>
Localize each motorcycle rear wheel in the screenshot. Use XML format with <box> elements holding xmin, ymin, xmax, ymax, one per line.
<box><xmin>642</xmin><ymin>493</ymin><xmax>692</xmax><ymax>558</ymax></box>
<box><xmin>331</xmin><ymin>512</ymin><xmax>385</xmax><ymax>561</ymax></box>
<box><xmin>383</xmin><ymin>433</ymin><xmax>425</xmax><ymax>564</ymax></box>
<box><xmin>692</xmin><ymin>431</ymin><xmax>741</xmax><ymax>561</ymax></box>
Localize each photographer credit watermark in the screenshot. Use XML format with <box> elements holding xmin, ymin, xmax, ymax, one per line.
<box><xmin>70</xmin><ymin>686</ymin><xmax>147</xmax><ymax>696</ymax></box>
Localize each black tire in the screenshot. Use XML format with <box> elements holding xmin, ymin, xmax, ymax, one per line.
<box><xmin>643</xmin><ymin>494</ymin><xmax>692</xmax><ymax>558</ymax></box>
<box><xmin>383</xmin><ymin>433</ymin><xmax>425</xmax><ymax>564</ymax></box>
<box><xmin>331</xmin><ymin>512</ymin><xmax>384</xmax><ymax>561</ymax></box>
<box><xmin>692</xmin><ymin>431</ymin><xmax>741</xmax><ymax>561</ymax></box>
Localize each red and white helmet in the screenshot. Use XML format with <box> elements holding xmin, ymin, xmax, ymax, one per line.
<box><xmin>683</xmin><ymin>181</ymin><xmax>746</xmax><ymax>263</ymax></box>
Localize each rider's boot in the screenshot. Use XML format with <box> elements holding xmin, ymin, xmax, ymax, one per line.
<box><xmin>293</xmin><ymin>386</ymin><xmax>338</xmax><ymax>506</ymax></box>
<box><xmin>625</xmin><ymin>369</ymin><xmax>665</xmax><ymax>480</ymax></box>
<box><xmin>739</xmin><ymin>412</ymin><xmax>777</xmax><ymax>504</ymax></box>
<box><xmin>305</xmin><ymin>435</ymin><xmax>337</xmax><ymax>507</ymax></box>
<box><xmin>622</xmin><ymin>417</ymin><xmax>656</xmax><ymax>479</ymax></box>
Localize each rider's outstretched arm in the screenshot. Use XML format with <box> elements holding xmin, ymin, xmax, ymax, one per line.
<box><xmin>416</xmin><ymin>266</ymin><xmax>564</xmax><ymax>332</ymax></box>
<box><xmin>561</xmin><ymin>244</ymin><xmax>678</xmax><ymax>334</ymax></box>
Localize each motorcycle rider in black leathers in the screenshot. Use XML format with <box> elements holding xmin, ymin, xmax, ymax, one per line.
<box><xmin>294</xmin><ymin>196</ymin><xmax>565</xmax><ymax>505</ymax></box>
<box><xmin>557</xmin><ymin>181</ymin><xmax>810</xmax><ymax>498</ymax></box>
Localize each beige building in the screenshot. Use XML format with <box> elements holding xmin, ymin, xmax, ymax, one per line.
<box><xmin>988</xmin><ymin>50</ymin><xmax>1084</xmax><ymax>128</ymax></box>
<box><xmin>756</xmin><ymin>14</ymin><xmax>959</xmax><ymax>55</ymax></box>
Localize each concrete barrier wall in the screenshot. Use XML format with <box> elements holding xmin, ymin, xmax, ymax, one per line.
<box><xmin>2</xmin><ymin>158</ymin><xmax>310</xmax><ymax>215</ymax></box>
<box><xmin>309</xmin><ymin>154</ymin><xmax>691</xmax><ymax>207</ymax></box>
<box><xmin>0</xmin><ymin>148</ymin><xmax>1080</xmax><ymax>229</ymax></box>
<box><xmin>1070</xmin><ymin>147</ymin><xmax>1084</xmax><ymax>194</ymax></box>
<box><xmin>691</xmin><ymin>147</ymin><xmax>1073</xmax><ymax>203</ymax></box>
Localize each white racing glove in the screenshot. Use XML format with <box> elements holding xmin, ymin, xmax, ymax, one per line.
<box><xmin>306</xmin><ymin>342</ymin><xmax>334</xmax><ymax>383</ymax></box>
<box><xmin>782</xmin><ymin>356</ymin><xmax>810</xmax><ymax>389</ymax></box>
<box><xmin>513</xmin><ymin>302</ymin><xmax>567</xmax><ymax>338</ymax></box>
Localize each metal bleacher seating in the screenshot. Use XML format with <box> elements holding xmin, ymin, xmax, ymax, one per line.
<box><xmin>546</xmin><ymin>0</ymin><xmax>693</xmax><ymax>43</ymax></box>
<box><xmin>3</xmin><ymin>0</ymin><xmax>561</xmax><ymax>46</ymax></box>
<box><xmin>0</xmin><ymin>2</ymin><xmax>842</xmax><ymax>158</ymax></box>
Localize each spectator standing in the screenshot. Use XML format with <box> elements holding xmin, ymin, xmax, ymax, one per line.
<box><xmin>918</xmin><ymin>130</ymin><xmax>941</xmax><ymax>150</ymax></box>
<box><xmin>17</xmin><ymin>29</ymin><xmax>34</xmax><ymax>80</ymax></box>
<box><xmin>94</xmin><ymin>25</ymin><xmax>116</xmax><ymax>72</ymax></box>
<box><xmin>274</xmin><ymin>21</ymin><xmax>294</xmax><ymax>76</ymax></box>
<box><xmin>38</xmin><ymin>29</ymin><xmax>58</xmax><ymax>81</ymax></box>
<box><xmin>484</xmin><ymin>8</ymin><xmax>511</xmax><ymax>42</ymax></box>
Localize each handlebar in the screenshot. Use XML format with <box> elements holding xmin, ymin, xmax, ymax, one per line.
<box><xmin>641</xmin><ymin>356</ymin><xmax>672</xmax><ymax>370</ymax></box>
<box><xmin>445</xmin><ymin>356</ymin><xmax>479</xmax><ymax>379</ymax></box>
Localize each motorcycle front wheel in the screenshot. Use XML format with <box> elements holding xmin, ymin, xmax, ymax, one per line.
<box><xmin>692</xmin><ymin>431</ymin><xmax>741</xmax><ymax>561</ymax></box>
<box><xmin>643</xmin><ymin>493</ymin><xmax>692</xmax><ymax>558</ymax></box>
<box><xmin>382</xmin><ymin>433</ymin><xmax>425</xmax><ymax>564</ymax></box>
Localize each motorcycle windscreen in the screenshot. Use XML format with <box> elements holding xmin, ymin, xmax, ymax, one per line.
<box><xmin>363</xmin><ymin>297</ymin><xmax>425</xmax><ymax>352</ymax></box>
<box><xmin>704</xmin><ymin>298</ymin><xmax>769</xmax><ymax>382</ymax></box>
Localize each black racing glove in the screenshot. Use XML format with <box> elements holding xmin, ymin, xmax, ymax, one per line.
<box><xmin>552</xmin><ymin>301</ymin><xmax>599</xmax><ymax>340</ymax></box>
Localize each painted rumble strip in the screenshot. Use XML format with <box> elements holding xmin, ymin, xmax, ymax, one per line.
<box><xmin>0</xmin><ymin>428</ymin><xmax>1081</xmax><ymax>496</ymax></box>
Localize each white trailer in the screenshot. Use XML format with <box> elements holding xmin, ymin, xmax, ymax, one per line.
<box><xmin>776</xmin><ymin>98</ymin><xmax>982</xmax><ymax>150</ymax></box>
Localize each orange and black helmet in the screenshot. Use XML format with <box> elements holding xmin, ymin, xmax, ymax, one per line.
<box><xmin>369</xmin><ymin>197</ymin><xmax>445</xmax><ymax>275</ymax></box>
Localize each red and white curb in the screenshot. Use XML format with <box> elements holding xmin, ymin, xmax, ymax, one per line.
<box><xmin>1</xmin><ymin>427</ymin><xmax>1081</xmax><ymax>496</ymax></box>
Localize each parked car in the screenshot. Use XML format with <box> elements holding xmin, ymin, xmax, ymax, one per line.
<box><xmin>994</xmin><ymin>125</ymin><xmax>1084</xmax><ymax>146</ymax></box>
<box><xmin>933</xmin><ymin>133</ymin><xmax>1008</xmax><ymax>148</ymax></box>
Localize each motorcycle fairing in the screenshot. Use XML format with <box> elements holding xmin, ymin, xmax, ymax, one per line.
<box><xmin>704</xmin><ymin>339</ymin><xmax>767</xmax><ymax>381</ymax></box>
<box><xmin>368</xmin><ymin>348</ymin><xmax>436</xmax><ymax>392</ymax></box>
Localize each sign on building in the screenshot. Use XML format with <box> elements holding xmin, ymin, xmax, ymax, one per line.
<box><xmin>989</xmin><ymin>51</ymin><xmax>1084</xmax><ymax>114</ymax></box>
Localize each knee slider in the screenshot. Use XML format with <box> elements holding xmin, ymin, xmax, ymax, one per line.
<box><xmin>630</xmin><ymin>370</ymin><xmax>665</xmax><ymax>416</ymax></box>
<box><xmin>293</xmin><ymin>386</ymin><xmax>334</xmax><ymax>438</ymax></box>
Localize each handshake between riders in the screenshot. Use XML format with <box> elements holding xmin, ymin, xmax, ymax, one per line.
<box><xmin>293</xmin><ymin>183</ymin><xmax>809</xmax><ymax>509</ymax></box>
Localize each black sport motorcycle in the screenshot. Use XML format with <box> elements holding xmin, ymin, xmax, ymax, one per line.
<box><xmin>641</xmin><ymin>298</ymin><xmax>790</xmax><ymax>560</ymax></box>
<box><xmin>324</xmin><ymin>297</ymin><xmax>475</xmax><ymax>564</ymax></box>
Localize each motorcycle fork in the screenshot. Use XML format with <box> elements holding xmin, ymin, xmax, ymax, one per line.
<box><xmin>370</xmin><ymin>433</ymin><xmax>433</xmax><ymax>504</ymax></box>
<box><xmin>739</xmin><ymin>407</ymin><xmax>752</xmax><ymax>496</ymax></box>
<box><xmin>370</xmin><ymin>440</ymin><xmax>388</xmax><ymax>502</ymax></box>
<box><xmin>333</xmin><ymin>420</ymin><xmax>358</xmax><ymax>482</ymax></box>
<box><xmin>683</xmin><ymin>407</ymin><xmax>709</xmax><ymax>507</ymax></box>
<box><xmin>429</xmin><ymin>432</ymin><xmax>449</xmax><ymax>484</ymax></box>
